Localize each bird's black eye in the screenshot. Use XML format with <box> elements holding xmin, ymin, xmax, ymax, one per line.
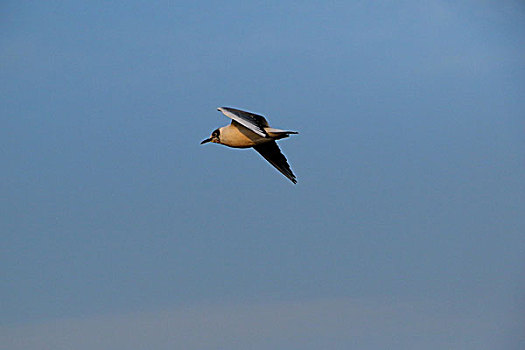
<box><xmin>212</xmin><ymin>129</ymin><xmax>220</xmax><ymax>138</ymax></box>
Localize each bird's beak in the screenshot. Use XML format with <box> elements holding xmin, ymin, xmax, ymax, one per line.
<box><xmin>200</xmin><ymin>138</ymin><xmax>211</xmax><ymax>145</ymax></box>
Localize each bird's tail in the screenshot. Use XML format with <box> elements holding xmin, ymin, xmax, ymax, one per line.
<box><xmin>266</xmin><ymin>128</ymin><xmax>299</xmax><ymax>139</ymax></box>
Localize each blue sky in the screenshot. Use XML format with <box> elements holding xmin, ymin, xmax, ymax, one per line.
<box><xmin>1</xmin><ymin>1</ymin><xmax>524</xmax><ymax>349</ymax></box>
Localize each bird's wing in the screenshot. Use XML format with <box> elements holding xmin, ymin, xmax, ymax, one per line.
<box><xmin>253</xmin><ymin>141</ymin><xmax>297</xmax><ymax>184</ymax></box>
<box><xmin>218</xmin><ymin>107</ymin><xmax>269</xmax><ymax>137</ymax></box>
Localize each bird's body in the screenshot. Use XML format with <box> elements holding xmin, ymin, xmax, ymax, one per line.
<box><xmin>217</xmin><ymin>122</ymin><xmax>292</xmax><ymax>148</ymax></box>
<box><xmin>201</xmin><ymin>107</ymin><xmax>298</xmax><ymax>183</ymax></box>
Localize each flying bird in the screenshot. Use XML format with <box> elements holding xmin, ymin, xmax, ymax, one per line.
<box><xmin>201</xmin><ymin>107</ymin><xmax>298</xmax><ymax>184</ymax></box>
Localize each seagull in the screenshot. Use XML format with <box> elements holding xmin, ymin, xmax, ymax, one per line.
<box><xmin>201</xmin><ymin>107</ymin><xmax>298</xmax><ymax>184</ymax></box>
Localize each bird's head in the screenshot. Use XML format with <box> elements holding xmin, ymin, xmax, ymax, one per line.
<box><xmin>200</xmin><ymin>128</ymin><xmax>221</xmax><ymax>145</ymax></box>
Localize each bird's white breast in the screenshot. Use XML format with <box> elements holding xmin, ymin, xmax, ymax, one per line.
<box><xmin>220</xmin><ymin>124</ymin><xmax>269</xmax><ymax>148</ymax></box>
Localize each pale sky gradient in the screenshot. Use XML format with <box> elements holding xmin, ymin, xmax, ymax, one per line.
<box><xmin>1</xmin><ymin>1</ymin><xmax>524</xmax><ymax>349</ymax></box>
